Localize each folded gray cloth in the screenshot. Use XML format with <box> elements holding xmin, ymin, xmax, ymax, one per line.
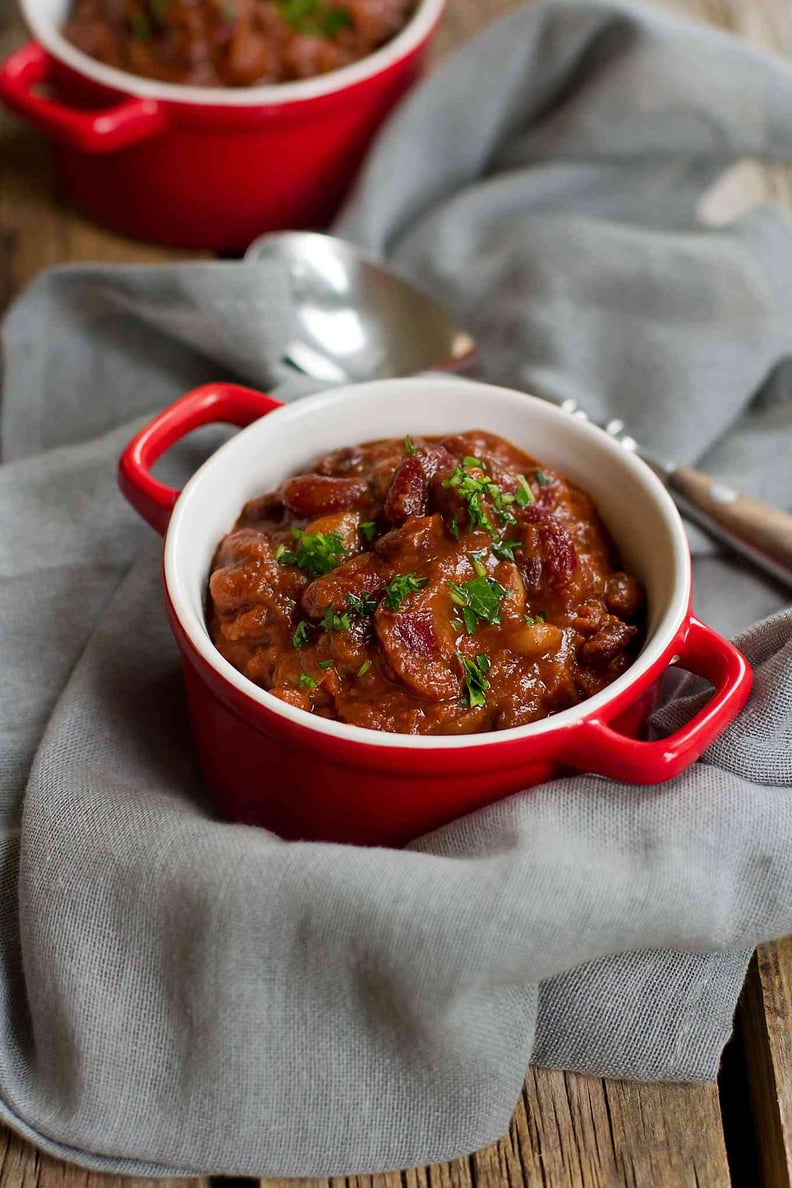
<box><xmin>2</xmin><ymin>0</ymin><xmax>792</xmax><ymax>1177</ymax></box>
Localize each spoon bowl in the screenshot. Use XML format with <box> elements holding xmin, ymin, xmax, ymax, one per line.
<box><xmin>245</xmin><ymin>231</ymin><xmax>475</xmax><ymax>383</ymax></box>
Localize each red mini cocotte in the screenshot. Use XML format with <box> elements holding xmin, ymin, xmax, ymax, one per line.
<box><xmin>119</xmin><ymin>378</ymin><xmax>752</xmax><ymax>847</ymax></box>
<box><xmin>0</xmin><ymin>0</ymin><xmax>445</xmax><ymax>250</ymax></box>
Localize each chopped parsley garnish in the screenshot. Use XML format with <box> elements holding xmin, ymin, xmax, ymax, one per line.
<box><xmin>293</xmin><ymin>621</ymin><xmax>310</xmax><ymax>649</ymax></box>
<box><xmin>383</xmin><ymin>572</ymin><xmax>428</xmax><ymax>611</ymax></box>
<box><xmin>321</xmin><ymin>606</ymin><xmax>351</xmax><ymax>632</ymax></box>
<box><xmin>277</xmin><ymin>0</ymin><xmax>351</xmax><ymax>37</ymax></box>
<box><xmin>299</xmin><ymin>673</ymin><xmax>317</xmax><ymax>690</ymax></box>
<box><xmin>448</xmin><ymin>576</ymin><xmax>508</xmax><ymax>633</ymax></box>
<box><xmin>359</xmin><ymin>520</ymin><xmax>377</xmax><ymax>544</ymax></box>
<box><xmin>442</xmin><ymin>460</ymin><xmax>516</xmax><ymax>534</ymax></box>
<box><xmin>514</xmin><ymin>474</ymin><xmax>535</xmax><ymax>507</ymax></box>
<box><xmin>357</xmin><ymin>660</ymin><xmax>372</xmax><ymax>677</ymax></box>
<box><xmin>346</xmin><ymin>591</ymin><xmax>378</xmax><ymax>617</ymax></box>
<box><xmin>492</xmin><ymin>538</ymin><xmax>519</xmax><ymax>562</ymax></box>
<box><xmin>149</xmin><ymin>0</ymin><xmax>172</xmax><ymax>23</ymax></box>
<box><xmin>524</xmin><ymin>612</ymin><xmax>547</xmax><ymax>625</ymax></box>
<box><xmin>470</xmin><ymin>550</ymin><xmax>488</xmax><ymax>578</ymax></box>
<box><xmin>128</xmin><ymin>11</ymin><xmax>151</xmax><ymax>39</ymax></box>
<box><xmin>320</xmin><ymin>5</ymin><xmax>351</xmax><ymax>33</ymax></box>
<box><xmin>535</xmin><ymin>468</ymin><xmax>553</xmax><ymax>487</ymax></box>
<box><xmin>278</xmin><ymin>528</ymin><xmax>345</xmax><ymax>579</ymax></box>
<box><xmin>317</xmin><ymin>659</ymin><xmax>334</xmax><ymax>670</ymax></box>
<box><xmin>404</xmin><ymin>435</ymin><xmax>417</xmax><ymax>456</ymax></box>
<box><xmin>457</xmin><ymin>653</ymin><xmax>491</xmax><ymax>709</ymax></box>
<box><xmin>462</xmin><ymin>455</ymin><xmax>483</xmax><ymax>470</ymax></box>
<box><xmin>448</xmin><ymin>514</ymin><xmax>460</xmax><ymax>541</ymax></box>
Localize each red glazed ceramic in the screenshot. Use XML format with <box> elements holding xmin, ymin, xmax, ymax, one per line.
<box><xmin>118</xmin><ymin>378</ymin><xmax>752</xmax><ymax>846</ymax></box>
<box><xmin>0</xmin><ymin>0</ymin><xmax>445</xmax><ymax>250</ymax></box>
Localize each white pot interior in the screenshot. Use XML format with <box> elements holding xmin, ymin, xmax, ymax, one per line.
<box><xmin>165</xmin><ymin>378</ymin><xmax>690</xmax><ymax>750</ymax></box>
<box><xmin>21</xmin><ymin>0</ymin><xmax>446</xmax><ymax>107</ymax></box>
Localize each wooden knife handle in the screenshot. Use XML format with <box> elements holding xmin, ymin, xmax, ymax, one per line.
<box><xmin>669</xmin><ymin>465</ymin><xmax>792</xmax><ymax>587</ymax></box>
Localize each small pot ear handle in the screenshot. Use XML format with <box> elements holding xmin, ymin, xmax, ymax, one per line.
<box><xmin>0</xmin><ymin>42</ymin><xmax>166</xmax><ymax>152</ymax></box>
<box><xmin>565</xmin><ymin>616</ymin><xmax>752</xmax><ymax>784</ymax></box>
<box><xmin>668</xmin><ymin>465</ymin><xmax>792</xmax><ymax>589</ymax></box>
<box><xmin>118</xmin><ymin>384</ymin><xmax>282</xmax><ymax>535</ymax></box>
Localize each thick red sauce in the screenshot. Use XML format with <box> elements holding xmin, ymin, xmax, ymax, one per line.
<box><xmin>207</xmin><ymin>431</ymin><xmax>645</xmax><ymax>736</ymax></box>
<box><xmin>63</xmin><ymin>0</ymin><xmax>416</xmax><ymax>87</ymax></box>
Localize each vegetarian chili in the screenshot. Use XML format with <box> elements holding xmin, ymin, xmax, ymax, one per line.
<box><xmin>63</xmin><ymin>0</ymin><xmax>417</xmax><ymax>87</ymax></box>
<box><xmin>207</xmin><ymin>431</ymin><xmax>645</xmax><ymax>735</ymax></box>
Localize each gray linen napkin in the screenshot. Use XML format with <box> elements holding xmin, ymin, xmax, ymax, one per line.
<box><xmin>2</xmin><ymin>0</ymin><xmax>792</xmax><ymax>1176</ymax></box>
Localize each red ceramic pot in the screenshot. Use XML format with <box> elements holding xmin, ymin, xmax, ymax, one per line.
<box><xmin>0</xmin><ymin>0</ymin><xmax>445</xmax><ymax>250</ymax></box>
<box><xmin>119</xmin><ymin>377</ymin><xmax>752</xmax><ymax>847</ymax></box>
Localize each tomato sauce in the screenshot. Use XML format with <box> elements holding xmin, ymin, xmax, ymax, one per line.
<box><xmin>207</xmin><ymin>431</ymin><xmax>645</xmax><ymax>735</ymax></box>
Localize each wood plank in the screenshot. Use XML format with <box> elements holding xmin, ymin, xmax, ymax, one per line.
<box><xmin>256</xmin><ymin>1069</ymin><xmax>730</xmax><ymax>1188</ymax></box>
<box><xmin>0</xmin><ymin>1121</ymin><xmax>206</xmax><ymax>1188</ymax></box>
<box><xmin>740</xmin><ymin>943</ymin><xmax>792</xmax><ymax>1188</ymax></box>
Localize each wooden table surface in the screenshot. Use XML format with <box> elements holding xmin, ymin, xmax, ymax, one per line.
<box><xmin>0</xmin><ymin>0</ymin><xmax>790</xmax><ymax>1184</ymax></box>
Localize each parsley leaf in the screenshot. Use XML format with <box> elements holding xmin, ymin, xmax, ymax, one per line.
<box><xmin>359</xmin><ymin>520</ymin><xmax>377</xmax><ymax>544</ymax></box>
<box><xmin>346</xmin><ymin>591</ymin><xmax>378</xmax><ymax>617</ymax></box>
<box><xmin>535</xmin><ymin>468</ymin><xmax>553</xmax><ymax>487</ymax></box>
<box><xmin>524</xmin><ymin>612</ymin><xmax>546</xmax><ymax>625</ymax></box>
<box><xmin>442</xmin><ymin>460</ymin><xmax>517</xmax><ymax>534</ymax></box>
<box><xmin>404</xmin><ymin>435</ymin><xmax>417</xmax><ymax>456</ymax></box>
<box><xmin>299</xmin><ymin>673</ymin><xmax>317</xmax><ymax>690</ymax></box>
<box><xmin>277</xmin><ymin>0</ymin><xmax>351</xmax><ymax>37</ymax></box>
<box><xmin>128</xmin><ymin>11</ymin><xmax>152</xmax><ymax>39</ymax></box>
<box><xmin>383</xmin><ymin>572</ymin><xmax>428</xmax><ymax>611</ymax></box>
<box><xmin>470</xmin><ymin>550</ymin><xmax>488</xmax><ymax>578</ymax></box>
<box><xmin>279</xmin><ymin>528</ymin><xmax>345</xmax><ymax>579</ymax></box>
<box><xmin>457</xmin><ymin>653</ymin><xmax>491</xmax><ymax>709</ymax></box>
<box><xmin>293</xmin><ymin>621</ymin><xmax>310</xmax><ymax>649</ymax></box>
<box><xmin>357</xmin><ymin>659</ymin><xmax>372</xmax><ymax>677</ymax></box>
<box><xmin>448</xmin><ymin>576</ymin><xmax>508</xmax><ymax>632</ymax></box>
<box><xmin>514</xmin><ymin>474</ymin><xmax>535</xmax><ymax>507</ymax></box>
<box><xmin>317</xmin><ymin>659</ymin><xmax>334</xmax><ymax>669</ymax></box>
<box><xmin>492</xmin><ymin>538</ymin><xmax>519</xmax><ymax>562</ymax></box>
<box><xmin>321</xmin><ymin>606</ymin><xmax>350</xmax><ymax>632</ymax></box>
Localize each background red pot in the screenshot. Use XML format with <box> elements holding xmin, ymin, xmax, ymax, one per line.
<box><xmin>0</xmin><ymin>0</ymin><xmax>445</xmax><ymax>250</ymax></box>
<box><xmin>118</xmin><ymin>378</ymin><xmax>752</xmax><ymax>847</ymax></box>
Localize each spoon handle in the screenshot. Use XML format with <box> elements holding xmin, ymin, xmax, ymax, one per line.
<box><xmin>666</xmin><ymin>465</ymin><xmax>792</xmax><ymax>589</ymax></box>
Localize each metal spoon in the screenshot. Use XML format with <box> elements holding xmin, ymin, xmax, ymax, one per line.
<box><xmin>246</xmin><ymin>231</ymin><xmax>792</xmax><ymax>589</ymax></box>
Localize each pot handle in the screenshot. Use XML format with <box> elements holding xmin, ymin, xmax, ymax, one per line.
<box><xmin>119</xmin><ymin>383</ymin><xmax>283</xmax><ymax>534</ymax></box>
<box><xmin>564</xmin><ymin>616</ymin><xmax>752</xmax><ymax>784</ymax></box>
<box><xmin>0</xmin><ymin>42</ymin><xmax>166</xmax><ymax>152</ymax></box>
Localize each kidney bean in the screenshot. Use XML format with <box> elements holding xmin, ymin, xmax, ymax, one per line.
<box><xmin>518</xmin><ymin>509</ymin><xmax>578</xmax><ymax>592</ymax></box>
<box><xmin>384</xmin><ymin>455</ymin><xmax>428</xmax><ymax>524</ymax></box>
<box><xmin>280</xmin><ymin>474</ymin><xmax>368</xmax><ymax>517</ymax></box>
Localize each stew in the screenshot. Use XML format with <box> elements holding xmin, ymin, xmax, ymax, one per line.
<box><xmin>207</xmin><ymin>431</ymin><xmax>645</xmax><ymax>735</ymax></box>
<box><xmin>63</xmin><ymin>0</ymin><xmax>417</xmax><ymax>87</ymax></box>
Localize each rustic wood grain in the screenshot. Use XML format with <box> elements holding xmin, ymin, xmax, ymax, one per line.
<box><xmin>0</xmin><ymin>1120</ymin><xmax>207</xmax><ymax>1188</ymax></box>
<box><xmin>255</xmin><ymin>1069</ymin><xmax>731</xmax><ymax>1188</ymax></box>
<box><xmin>0</xmin><ymin>0</ymin><xmax>791</xmax><ymax>1185</ymax></box>
<box><xmin>739</xmin><ymin>943</ymin><xmax>792</xmax><ymax>1188</ymax></box>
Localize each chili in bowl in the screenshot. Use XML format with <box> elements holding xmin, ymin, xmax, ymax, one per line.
<box><xmin>207</xmin><ymin>430</ymin><xmax>646</xmax><ymax>736</ymax></box>
<box><xmin>119</xmin><ymin>377</ymin><xmax>752</xmax><ymax>847</ymax></box>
